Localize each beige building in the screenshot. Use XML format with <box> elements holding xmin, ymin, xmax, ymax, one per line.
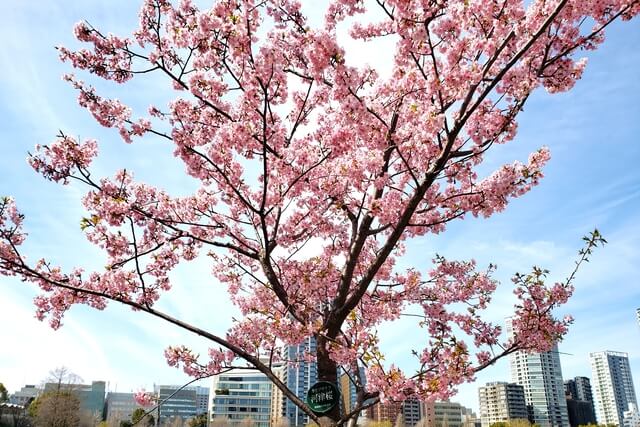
<box><xmin>478</xmin><ymin>382</ymin><xmax>528</xmax><ymax>427</ymax></box>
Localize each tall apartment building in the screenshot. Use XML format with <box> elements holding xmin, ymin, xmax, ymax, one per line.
<box><xmin>590</xmin><ymin>351</ymin><xmax>638</xmax><ymax>426</ymax></box>
<box><xmin>403</xmin><ymin>399</ymin><xmax>423</xmax><ymax>427</ymax></box>
<box><xmin>506</xmin><ymin>319</ymin><xmax>569</xmax><ymax>427</ymax></box>
<box><xmin>339</xmin><ymin>366</ymin><xmax>373</xmax><ymax>421</ymax></box>
<box><xmin>283</xmin><ymin>337</ymin><xmax>318</xmax><ymax>427</ymax></box>
<box><xmin>270</xmin><ymin>365</ymin><xmax>287</xmax><ymax>426</ymax></box>
<box><xmin>209</xmin><ymin>367</ymin><xmax>272</xmax><ymax>427</ymax></box>
<box><xmin>478</xmin><ymin>382</ymin><xmax>528</xmax><ymax>427</ymax></box>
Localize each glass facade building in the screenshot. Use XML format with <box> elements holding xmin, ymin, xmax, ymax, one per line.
<box><xmin>210</xmin><ymin>369</ymin><xmax>272</xmax><ymax>427</ymax></box>
<box><xmin>157</xmin><ymin>386</ymin><xmax>198</xmax><ymax>422</ymax></box>
<box><xmin>284</xmin><ymin>337</ymin><xmax>318</xmax><ymax>427</ymax></box>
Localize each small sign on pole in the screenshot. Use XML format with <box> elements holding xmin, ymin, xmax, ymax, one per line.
<box><xmin>306</xmin><ymin>381</ymin><xmax>340</xmax><ymax>414</ymax></box>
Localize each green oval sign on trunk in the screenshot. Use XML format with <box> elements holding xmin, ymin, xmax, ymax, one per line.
<box><xmin>306</xmin><ymin>381</ymin><xmax>340</xmax><ymax>414</ymax></box>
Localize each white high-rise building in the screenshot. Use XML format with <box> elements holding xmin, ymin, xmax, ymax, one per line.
<box><xmin>506</xmin><ymin>319</ymin><xmax>569</xmax><ymax>427</ymax></box>
<box><xmin>590</xmin><ymin>351</ymin><xmax>638</xmax><ymax>426</ymax></box>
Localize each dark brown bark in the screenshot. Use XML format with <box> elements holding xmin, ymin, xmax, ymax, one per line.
<box><xmin>316</xmin><ymin>336</ymin><xmax>340</xmax><ymax>426</ymax></box>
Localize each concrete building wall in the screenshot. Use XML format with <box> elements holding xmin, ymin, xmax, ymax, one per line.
<box><xmin>479</xmin><ymin>382</ymin><xmax>528</xmax><ymax>427</ymax></box>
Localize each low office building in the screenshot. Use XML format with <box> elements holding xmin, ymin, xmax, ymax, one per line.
<box><xmin>9</xmin><ymin>385</ymin><xmax>41</xmax><ymax>406</ymax></box>
<box><xmin>423</xmin><ymin>401</ymin><xmax>465</xmax><ymax>427</ymax></box>
<box><xmin>210</xmin><ymin>367</ymin><xmax>272</xmax><ymax>427</ymax></box>
<box><xmin>105</xmin><ymin>392</ymin><xmax>143</xmax><ymax>424</ymax></box>
<box><xmin>157</xmin><ymin>385</ymin><xmax>198</xmax><ymax>422</ymax></box>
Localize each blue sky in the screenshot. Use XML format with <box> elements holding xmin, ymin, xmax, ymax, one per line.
<box><xmin>0</xmin><ymin>0</ymin><xmax>639</xmax><ymax>415</ymax></box>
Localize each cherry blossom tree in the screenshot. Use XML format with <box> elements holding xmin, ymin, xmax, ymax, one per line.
<box><xmin>0</xmin><ymin>0</ymin><xmax>635</xmax><ymax>425</ymax></box>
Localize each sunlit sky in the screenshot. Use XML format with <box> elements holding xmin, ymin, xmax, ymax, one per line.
<box><xmin>1</xmin><ymin>0</ymin><xmax>639</xmax><ymax>415</ymax></box>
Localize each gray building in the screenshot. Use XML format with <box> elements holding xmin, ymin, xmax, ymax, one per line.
<box><xmin>43</xmin><ymin>380</ymin><xmax>106</xmax><ymax>419</ymax></box>
<box><xmin>194</xmin><ymin>386</ymin><xmax>209</xmax><ymax>415</ymax></box>
<box><xmin>590</xmin><ymin>351</ymin><xmax>638</xmax><ymax>426</ymax></box>
<box><xmin>209</xmin><ymin>367</ymin><xmax>272</xmax><ymax>427</ymax></box>
<box><xmin>105</xmin><ymin>392</ymin><xmax>142</xmax><ymax>423</ymax></box>
<box><xmin>507</xmin><ymin>319</ymin><xmax>569</xmax><ymax>427</ymax></box>
<box><xmin>564</xmin><ymin>377</ymin><xmax>596</xmax><ymax>426</ymax></box>
<box><xmin>478</xmin><ymin>382</ymin><xmax>528</xmax><ymax>427</ymax></box>
<box><xmin>157</xmin><ymin>385</ymin><xmax>198</xmax><ymax>422</ymax></box>
<box><xmin>564</xmin><ymin>377</ymin><xmax>594</xmax><ymax>404</ymax></box>
<box><xmin>9</xmin><ymin>385</ymin><xmax>40</xmax><ymax>406</ymax></box>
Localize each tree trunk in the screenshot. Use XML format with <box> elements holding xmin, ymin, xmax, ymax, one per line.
<box><xmin>316</xmin><ymin>336</ymin><xmax>340</xmax><ymax>427</ymax></box>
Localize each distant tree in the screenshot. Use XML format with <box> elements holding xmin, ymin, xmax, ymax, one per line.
<box><xmin>131</xmin><ymin>408</ymin><xmax>154</xmax><ymax>426</ymax></box>
<box><xmin>31</xmin><ymin>390</ymin><xmax>80</xmax><ymax>427</ymax></box>
<box><xmin>238</xmin><ymin>418</ymin><xmax>255</xmax><ymax>427</ymax></box>
<box><xmin>209</xmin><ymin>417</ymin><xmax>229</xmax><ymax>427</ymax></box>
<box><xmin>488</xmin><ymin>421</ymin><xmax>539</xmax><ymax>427</ymax></box>
<box><xmin>43</xmin><ymin>368</ymin><xmax>82</xmax><ymax>393</ymax></box>
<box><xmin>364</xmin><ymin>422</ymin><xmax>393</xmax><ymax>427</ymax></box>
<box><xmin>187</xmin><ymin>414</ymin><xmax>207</xmax><ymax>427</ymax></box>
<box><xmin>26</xmin><ymin>367</ymin><xmax>84</xmax><ymax>427</ymax></box>
<box><xmin>79</xmin><ymin>409</ymin><xmax>103</xmax><ymax>427</ymax></box>
<box><xmin>0</xmin><ymin>384</ymin><xmax>8</xmax><ymax>402</ymax></box>
<box><xmin>162</xmin><ymin>417</ymin><xmax>184</xmax><ymax>427</ymax></box>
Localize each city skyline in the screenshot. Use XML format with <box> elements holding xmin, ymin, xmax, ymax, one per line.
<box><xmin>1</xmin><ymin>0</ymin><xmax>640</xmax><ymax>418</ymax></box>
